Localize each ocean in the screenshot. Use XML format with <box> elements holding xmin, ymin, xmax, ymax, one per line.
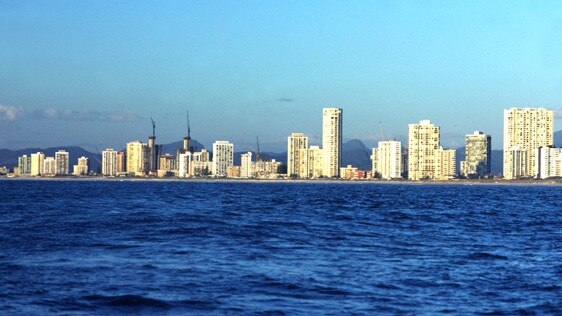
<box><xmin>1</xmin><ymin>180</ymin><xmax>561</xmax><ymax>315</ymax></box>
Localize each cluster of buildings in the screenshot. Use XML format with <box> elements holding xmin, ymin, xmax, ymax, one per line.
<box><xmin>14</xmin><ymin>150</ymin><xmax>89</xmax><ymax>176</ymax></box>
<box><xmin>8</xmin><ymin>107</ymin><xmax>562</xmax><ymax>181</ymax></box>
<box><xmin>287</xmin><ymin>108</ymin><xmax>343</xmax><ymax>178</ymax></box>
<box><xmin>99</xmin><ymin>124</ymin><xmax>283</xmax><ymax>179</ymax></box>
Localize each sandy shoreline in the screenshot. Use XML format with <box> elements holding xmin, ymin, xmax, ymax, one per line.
<box><xmin>2</xmin><ymin>176</ymin><xmax>562</xmax><ymax>186</ymax></box>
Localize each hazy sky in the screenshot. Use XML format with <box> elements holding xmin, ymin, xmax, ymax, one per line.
<box><xmin>2</xmin><ymin>1</ymin><xmax>562</xmax><ymax>152</ymax></box>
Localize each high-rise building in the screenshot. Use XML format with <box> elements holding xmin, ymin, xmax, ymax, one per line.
<box><xmin>54</xmin><ymin>150</ymin><xmax>69</xmax><ymax>175</ymax></box>
<box><xmin>158</xmin><ymin>154</ymin><xmax>176</xmax><ymax>177</ymax></box>
<box><xmin>241</xmin><ymin>152</ymin><xmax>253</xmax><ymax>178</ymax></box>
<box><xmin>287</xmin><ymin>133</ymin><xmax>308</xmax><ymax>178</ymax></box>
<box><xmin>535</xmin><ymin>146</ymin><xmax>562</xmax><ymax>179</ymax></box>
<box><xmin>212</xmin><ymin>141</ymin><xmax>234</xmax><ymax>177</ymax></box>
<box><xmin>43</xmin><ymin>157</ymin><xmax>56</xmax><ymax>176</ymax></box>
<box><xmin>438</xmin><ymin>147</ymin><xmax>456</xmax><ymax>180</ymax></box>
<box><xmin>191</xmin><ymin>149</ymin><xmax>212</xmax><ymax>177</ymax></box>
<box><xmin>460</xmin><ymin>131</ymin><xmax>491</xmax><ymax>178</ymax></box>
<box><xmin>73</xmin><ymin>156</ymin><xmax>89</xmax><ymax>176</ymax></box>
<box><xmin>102</xmin><ymin>148</ymin><xmax>118</xmax><ymax>176</ymax></box>
<box><xmin>18</xmin><ymin>155</ymin><xmax>31</xmax><ymax>174</ymax></box>
<box><xmin>503</xmin><ymin>108</ymin><xmax>553</xmax><ymax>179</ymax></box>
<box><xmin>178</xmin><ymin>152</ymin><xmax>191</xmax><ymax>178</ymax></box>
<box><xmin>408</xmin><ymin>120</ymin><xmax>440</xmax><ymax>180</ymax></box>
<box><xmin>297</xmin><ymin>146</ymin><xmax>324</xmax><ymax>179</ymax></box>
<box><xmin>116</xmin><ymin>151</ymin><xmax>126</xmax><ymax>175</ymax></box>
<box><xmin>126</xmin><ymin>141</ymin><xmax>148</xmax><ymax>176</ymax></box>
<box><xmin>371</xmin><ymin>140</ymin><xmax>402</xmax><ymax>179</ymax></box>
<box><xmin>322</xmin><ymin>108</ymin><xmax>343</xmax><ymax>178</ymax></box>
<box><xmin>30</xmin><ymin>152</ymin><xmax>45</xmax><ymax>176</ymax></box>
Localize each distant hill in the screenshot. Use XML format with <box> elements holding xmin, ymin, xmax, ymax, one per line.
<box><xmin>342</xmin><ymin>139</ymin><xmax>371</xmax><ymax>170</ymax></box>
<box><xmin>0</xmin><ymin>146</ymin><xmax>101</xmax><ymax>172</ymax></box>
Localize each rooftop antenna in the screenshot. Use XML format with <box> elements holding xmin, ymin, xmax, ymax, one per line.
<box><xmin>379</xmin><ymin>121</ymin><xmax>385</xmax><ymax>141</ymax></box>
<box><xmin>150</xmin><ymin>117</ymin><xmax>156</xmax><ymax>137</ymax></box>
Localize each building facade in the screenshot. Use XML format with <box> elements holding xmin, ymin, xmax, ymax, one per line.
<box><xmin>503</xmin><ymin>108</ymin><xmax>553</xmax><ymax>179</ymax></box>
<box><xmin>535</xmin><ymin>146</ymin><xmax>562</xmax><ymax>179</ymax></box>
<box><xmin>322</xmin><ymin>108</ymin><xmax>343</xmax><ymax>178</ymax></box>
<box><xmin>18</xmin><ymin>155</ymin><xmax>31</xmax><ymax>174</ymax></box>
<box><xmin>287</xmin><ymin>133</ymin><xmax>308</xmax><ymax>178</ymax></box>
<box><xmin>460</xmin><ymin>131</ymin><xmax>491</xmax><ymax>178</ymax></box>
<box><xmin>30</xmin><ymin>152</ymin><xmax>45</xmax><ymax>176</ymax></box>
<box><xmin>43</xmin><ymin>157</ymin><xmax>56</xmax><ymax>176</ymax></box>
<box><xmin>240</xmin><ymin>152</ymin><xmax>253</xmax><ymax>178</ymax></box>
<box><xmin>438</xmin><ymin>148</ymin><xmax>456</xmax><ymax>180</ymax></box>
<box><xmin>55</xmin><ymin>150</ymin><xmax>70</xmax><ymax>175</ymax></box>
<box><xmin>102</xmin><ymin>148</ymin><xmax>118</xmax><ymax>176</ymax></box>
<box><xmin>126</xmin><ymin>141</ymin><xmax>148</xmax><ymax>176</ymax></box>
<box><xmin>116</xmin><ymin>151</ymin><xmax>126</xmax><ymax>175</ymax></box>
<box><xmin>371</xmin><ymin>140</ymin><xmax>402</xmax><ymax>179</ymax></box>
<box><xmin>74</xmin><ymin>156</ymin><xmax>89</xmax><ymax>175</ymax></box>
<box><xmin>408</xmin><ymin>120</ymin><xmax>440</xmax><ymax>180</ymax></box>
<box><xmin>212</xmin><ymin>141</ymin><xmax>234</xmax><ymax>177</ymax></box>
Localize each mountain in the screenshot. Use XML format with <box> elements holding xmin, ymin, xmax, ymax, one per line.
<box><xmin>342</xmin><ymin>139</ymin><xmax>371</xmax><ymax>170</ymax></box>
<box><xmin>0</xmin><ymin>146</ymin><xmax>101</xmax><ymax>172</ymax></box>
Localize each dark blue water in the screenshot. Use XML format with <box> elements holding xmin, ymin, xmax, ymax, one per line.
<box><xmin>1</xmin><ymin>180</ymin><xmax>561</xmax><ymax>315</ymax></box>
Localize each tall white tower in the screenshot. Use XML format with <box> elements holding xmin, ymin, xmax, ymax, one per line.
<box><xmin>503</xmin><ymin>107</ymin><xmax>553</xmax><ymax>179</ymax></box>
<box><xmin>287</xmin><ymin>133</ymin><xmax>309</xmax><ymax>177</ymax></box>
<box><xmin>212</xmin><ymin>141</ymin><xmax>234</xmax><ymax>177</ymax></box>
<box><xmin>322</xmin><ymin>108</ymin><xmax>343</xmax><ymax>178</ymax></box>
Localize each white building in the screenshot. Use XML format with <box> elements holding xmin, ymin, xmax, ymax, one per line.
<box><xmin>43</xmin><ymin>157</ymin><xmax>56</xmax><ymax>176</ymax></box>
<box><xmin>30</xmin><ymin>152</ymin><xmax>45</xmax><ymax>176</ymax></box>
<box><xmin>503</xmin><ymin>108</ymin><xmax>553</xmax><ymax>179</ymax></box>
<box><xmin>408</xmin><ymin>120</ymin><xmax>440</xmax><ymax>180</ymax></box>
<box><xmin>55</xmin><ymin>150</ymin><xmax>70</xmax><ymax>175</ymax></box>
<box><xmin>535</xmin><ymin>146</ymin><xmax>562</xmax><ymax>179</ymax></box>
<box><xmin>241</xmin><ymin>152</ymin><xmax>253</xmax><ymax>178</ymax></box>
<box><xmin>178</xmin><ymin>152</ymin><xmax>191</xmax><ymax>178</ymax></box>
<box><xmin>287</xmin><ymin>133</ymin><xmax>308</xmax><ymax>178</ymax></box>
<box><xmin>73</xmin><ymin>156</ymin><xmax>89</xmax><ymax>176</ymax></box>
<box><xmin>371</xmin><ymin>140</ymin><xmax>402</xmax><ymax>179</ymax></box>
<box><xmin>102</xmin><ymin>148</ymin><xmax>118</xmax><ymax>176</ymax></box>
<box><xmin>322</xmin><ymin>108</ymin><xmax>343</xmax><ymax>178</ymax></box>
<box><xmin>439</xmin><ymin>147</ymin><xmax>456</xmax><ymax>180</ymax></box>
<box><xmin>212</xmin><ymin>141</ymin><xmax>234</xmax><ymax>177</ymax></box>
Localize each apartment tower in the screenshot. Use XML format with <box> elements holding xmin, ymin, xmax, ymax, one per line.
<box><xmin>371</xmin><ymin>140</ymin><xmax>402</xmax><ymax>179</ymax></box>
<box><xmin>212</xmin><ymin>141</ymin><xmax>234</xmax><ymax>177</ymax></box>
<box><xmin>503</xmin><ymin>108</ymin><xmax>553</xmax><ymax>179</ymax></box>
<box><xmin>287</xmin><ymin>133</ymin><xmax>308</xmax><ymax>178</ymax></box>
<box><xmin>408</xmin><ymin>120</ymin><xmax>440</xmax><ymax>180</ymax></box>
<box><xmin>322</xmin><ymin>108</ymin><xmax>343</xmax><ymax>178</ymax></box>
<box><xmin>460</xmin><ymin>131</ymin><xmax>491</xmax><ymax>178</ymax></box>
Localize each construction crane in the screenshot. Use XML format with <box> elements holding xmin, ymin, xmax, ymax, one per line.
<box><xmin>150</xmin><ymin>117</ymin><xmax>156</xmax><ymax>137</ymax></box>
<box><xmin>379</xmin><ymin>121</ymin><xmax>385</xmax><ymax>142</ymax></box>
<box><xmin>186</xmin><ymin>110</ymin><xmax>191</xmax><ymax>139</ymax></box>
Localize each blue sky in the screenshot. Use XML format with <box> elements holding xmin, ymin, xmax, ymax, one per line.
<box><xmin>1</xmin><ymin>1</ymin><xmax>562</xmax><ymax>151</ymax></box>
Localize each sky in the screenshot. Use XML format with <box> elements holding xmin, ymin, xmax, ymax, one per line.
<box><xmin>2</xmin><ymin>0</ymin><xmax>562</xmax><ymax>152</ymax></box>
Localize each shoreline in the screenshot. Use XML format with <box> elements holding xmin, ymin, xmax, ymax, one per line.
<box><xmin>2</xmin><ymin>176</ymin><xmax>562</xmax><ymax>186</ymax></box>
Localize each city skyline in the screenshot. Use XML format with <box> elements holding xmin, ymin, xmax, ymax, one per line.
<box><xmin>3</xmin><ymin>2</ymin><xmax>562</xmax><ymax>151</ymax></box>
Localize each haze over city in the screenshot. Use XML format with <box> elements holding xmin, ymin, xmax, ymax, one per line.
<box><xmin>2</xmin><ymin>1</ymin><xmax>562</xmax><ymax>152</ymax></box>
